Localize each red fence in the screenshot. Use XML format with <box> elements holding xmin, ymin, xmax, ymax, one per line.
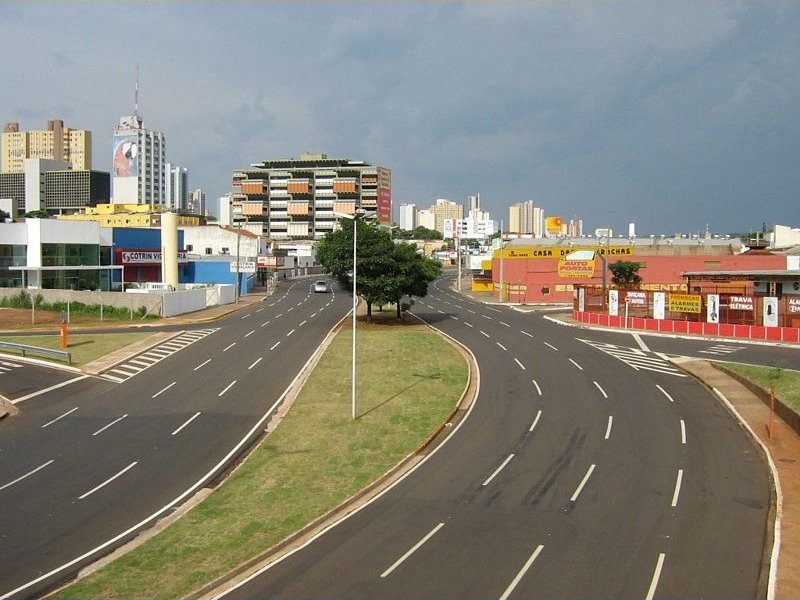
<box><xmin>573</xmin><ymin>287</ymin><xmax>800</xmax><ymax>344</ymax></box>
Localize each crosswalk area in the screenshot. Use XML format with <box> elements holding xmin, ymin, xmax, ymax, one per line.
<box><xmin>0</xmin><ymin>359</ymin><xmax>23</xmax><ymax>375</ymax></box>
<box><xmin>578</xmin><ymin>338</ymin><xmax>687</xmax><ymax>377</ymax></box>
<box><xmin>103</xmin><ymin>328</ymin><xmax>218</xmax><ymax>382</ymax></box>
<box><xmin>698</xmin><ymin>344</ymin><xmax>745</xmax><ymax>357</ymax></box>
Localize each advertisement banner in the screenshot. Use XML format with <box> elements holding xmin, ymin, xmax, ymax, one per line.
<box><xmin>626</xmin><ymin>291</ymin><xmax>648</xmax><ymax>306</ymax></box>
<box><xmin>578</xmin><ymin>287</ymin><xmax>585</xmax><ymax>312</ymax></box>
<box><xmin>113</xmin><ymin>134</ymin><xmax>139</xmax><ymax>178</ymax></box>
<box><xmin>653</xmin><ymin>292</ymin><xmax>666</xmax><ymax>320</ymax></box>
<box><xmin>122</xmin><ymin>251</ymin><xmax>188</xmax><ymax>264</ymax></box>
<box><xmin>497</xmin><ymin>245</ymin><xmax>634</xmax><ymax>260</ymax></box>
<box><xmin>545</xmin><ymin>216</ymin><xmax>563</xmax><ymax>236</ymax></box>
<box><xmin>557</xmin><ymin>259</ymin><xmax>595</xmax><ymax>278</ymax></box>
<box><xmin>668</xmin><ymin>293</ymin><xmax>702</xmax><ymax>314</ymax></box>
<box><xmin>763</xmin><ymin>297</ymin><xmax>778</xmax><ymax>327</ymax></box>
<box><xmin>789</xmin><ymin>297</ymin><xmax>800</xmax><ymax>314</ymax></box>
<box><xmin>729</xmin><ymin>295</ymin><xmax>754</xmax><ymax>311</ymax></box>
<box><xmin>707</xmin><ymin>294</ymin><xmax>720</xmax><ymax>324</ymax></box>
<box><xmin>608</xmin><ymin>289</ymin><xmax>619</xmax><ymax>316</ymax></box>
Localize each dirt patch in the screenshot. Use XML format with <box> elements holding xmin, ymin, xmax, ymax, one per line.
<box><xmin>0</xmin><ymin>307</ymin><xmax>115</xmax><ymax>330</ymax></box>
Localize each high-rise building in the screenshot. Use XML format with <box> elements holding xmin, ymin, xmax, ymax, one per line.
<box><xmin>399</xmin><ymin>203</ymin><xmax>416</xmax><ymax>230</ymax></box>
<box><xmin>431</xmin><ymin>198</ymin><xmax>463</xmax><ymax>234</ymax></box>
<box><xmin>2</xmin><ymin>120</ymin><xmax>92</xmax><ymax>173</ymax></box>
<box><xmin>232</xmin><ymin>152</ymin><xmax>391</xmax><ymax>240</ymax></box>
<box><xmin>417</xmin><ymin>209</ymin><xmax>435</xmax><ymax>231</ymax></box>
<box><xmin>188</xmin><ymin>188</ymin><xmax>206</xmax><ymax>216</ymax></box>
<box><xmin>468</xmin><ymin>194</ymin><xmax>481</xmax><ymax>214</ymax></box>
<box><xmin>164</xmin><ymin>163</ymin><xmax>188</xmax><ymax>211</ymax></box>
<box><xmin>112</xmin><ymin>104</ymin><xmax>166</xmax><ymax>206</ymax></box>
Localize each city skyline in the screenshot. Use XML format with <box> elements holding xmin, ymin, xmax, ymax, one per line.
<box><xmin>2</xmin><ymin>2</ymin><xmax>798</xmax><ymax>236</ymax></box>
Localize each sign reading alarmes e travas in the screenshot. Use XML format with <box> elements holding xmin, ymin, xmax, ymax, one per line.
<box><xmin>668</xmin><ymin>293</ymin><xmax>702</xmax><ymax>314</ymax></box>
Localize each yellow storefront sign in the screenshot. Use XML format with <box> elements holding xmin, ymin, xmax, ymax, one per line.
<box><xmin>557</xmin><ymin>259</ymin><xmax>596</xmax><ymax>278</ymax></box>
<box><xmin>668</xmin><ymin>293</ymin><xmax>702</xmax><ymax>313</ymax></box>
<box><xmin>496</xmin><ymin>245</ymin><xmax>634</xmax><ymax>260</ymax></box>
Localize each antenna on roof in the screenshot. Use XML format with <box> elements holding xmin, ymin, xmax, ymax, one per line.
<box><xmin>134</xmin><ymin>63</ymin><xmax>140</xmax><ymax>119</ymax></box>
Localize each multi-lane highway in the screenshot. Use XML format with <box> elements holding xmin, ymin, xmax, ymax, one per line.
<box><xmin>0</xmin><ymin>279</ymin><xmax>352</xmax><ymax>600</ymax></box>
<box><xmin>220</xmin><ymin>272</ymin><xmax>778</xmax><ymax>599</ymax></box>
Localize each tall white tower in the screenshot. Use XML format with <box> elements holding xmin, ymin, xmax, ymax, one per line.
<box><xmin>111</xmin><ymin>70</ymin><xmax>166</xmax><ymax>206</ymax></box>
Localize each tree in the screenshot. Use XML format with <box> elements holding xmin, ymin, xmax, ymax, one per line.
<box><xmin>609</xmin><ymin>261</ymin><xmax>643</xmax><ymax>287</ymax></box>
<box><xmin>317</xmin><ymin>221</ymin><xmax>442</xmax><ymax>319</ymax></box>
<box><xmin>395</xmin><ymin>226</ymin><xmax>442</xmax><ymax>241</ymax></box>
<box><xmin>23</xmin><ymin>209</ymin><xmax>50</xmax><ymax>218</ymax></box>
<box><xmin>317</xmin><ymin>219</ymin><xmax>396</xmax><ymax>319</ymax></box>
<box><xmin>0</xmin><ymin>209</ymin><xmax>10</xmax><ymax>222</ymax></box>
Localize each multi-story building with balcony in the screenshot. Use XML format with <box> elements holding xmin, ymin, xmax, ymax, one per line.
<box><xmin>231</xmin><ymin>152</ymin><xmax>391</xmax><ymax>240</ymax></box>
<box><xmin>2</xmin><ymin>120</ymin><xmax>92</xmax><ymax>173</ymax></box>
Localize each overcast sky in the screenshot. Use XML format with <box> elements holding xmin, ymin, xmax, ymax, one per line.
<box><xmin>2</xmin><ymin>1</ymin><xmax>798</xmax><ymax>235</ymax></box>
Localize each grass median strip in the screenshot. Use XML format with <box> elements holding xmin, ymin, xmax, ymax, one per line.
<box><xmin>0</xmin><ymin>333</ymin><xmax>153</xmax><ymax>366</ymax></box>
<box><xmin>53</xmin><ymin>321</ymin><xmax>468</xmax><ymax>600</ymax></box>
<box><xmin>720</xmin><ymin>362</ymin><xmax>800</xmax><ymax>412</ymax></box>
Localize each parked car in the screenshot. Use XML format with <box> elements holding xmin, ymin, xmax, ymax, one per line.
<box><xmin>312</xmin><ymin>280</ymin><xmax>330</xmax><ymax>293</ymax></box>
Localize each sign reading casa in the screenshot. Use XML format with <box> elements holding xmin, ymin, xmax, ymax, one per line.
<box><xmin>497</xmin><ymin>245</ymin><xmax>634</xmax><ymax>260</ymax></box>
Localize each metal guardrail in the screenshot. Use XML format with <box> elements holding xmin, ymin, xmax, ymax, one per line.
<box><xmin>0</xmin><ymin>341</ymin><xmax>71</xmax><ymax>365</ymax></box>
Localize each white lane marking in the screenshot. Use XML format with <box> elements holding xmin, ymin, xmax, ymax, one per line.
<box><xmin>671</xmin><ymin>469</ymin><xmax>684</xmax><ymax>507</ymax></box>
<box><xmin>248</xmin><ymin>357</ymin><xmax>263</xmax><ymax>370</ymax></box>
<box><xmin>521</xmin><ymin>330</ymin><xmax>534</xmax><ymax>338</ymax></box>
<box><xmin>453</xmin><ymin>304</ymin><xmax>462</xmax><ymax>309</ymax></box>
<box><xmin>468</xmin><ymin>309</ymin><xmax>476</xmax><ymax>314</ymax></box>
<box><xmin>632</xmin><ymin>333</ymin><xmax>650</xmax><ymax>352</ymax></box>
<box><xmin>496</xmin><ymin>342</ymin><xmax>507</xmax><ymax>351</ymax></box>
<box><xmin>79</xmin><ymin>462</ymin><xmax>138</xmax><ymax>500</ymax></box>
<box><xmin>218</xmin><ymin>380</ymin><xmax>237</xmax><ymax>397</ymax></box>
<box><xmin>570</xmin><ymin>464</ymin><xmax>596</xmax><ymax>502</ymax></box>
<box><xmin>514</xmin><ymin>358</ymin><xmax>526</xmax><ymax>370</ymax></box>
<box><xmin>500</xmin><ymin>321</ymin><xmax>511</xmax><ymax>327</ymax></box>
<box><xmin>0</xmin><ymin>460</ymin><xmax>54</xmax><ymax>492</ymax></box>
<box><xmin>482</xmin><ymin>314</ymin><xmax>492</xmax><ymax>320</ymax></box>
<box><xmin>450</xmin><ymin>316</ymin><xmax>459</xmax><ymax>321</ymax></box>
<box><xmin>480</xmin><ymin>330</ymin><xmax>490</xmax><ymax>338</ymax></box>
<box><xmin>152</xmin><ymin>382</ymin><xmax>176</xmax><ymax>399</ymax></box>
<box><xmin>437</xmin><ymin>309</ymin><xmax>445</xmax><ymax>314</ymax></box>
<box><xmin>256</xmin><ymin>307</ymin><xmax>264</xmax><ymax>313</ymax></box>
<box><xmin>593</xmin><ymin>381</ymin><xmax>608</xmax><ymax>399</ymax></box>
<box><xmin>604</xmin><ymin>415</ymin><xmax>613</xmax><ymax>440</ymax></box>
<box><xmin>532</xmin><ymin>380</ymin><xmax>542</xmax><ymax>396</ymax></box>
<box><xmin>544</xmin><ymin>342</ymin><xmax>558</xmax><ymax>351</ymax></box>
<box><xmin>42</xmin><ymin>406</ymin><xmax>79</xmax><ymax>428</ymax></box>
<box><xmin>646</xmin><ymin>553</ymin><xmax>666</xmax><ymax>600</ymax></box>
<box><xmin>194</xmin><ymin>359</ymin><xmax>211</xmax><ymax>371</ymax></box>
<box><xmin>380</xmin><ymin>522</ymin><xmax>445</xmax><ymax>578</ymax></box>
<box><xmin>270</xmin><ymin>341</ymin><xmax>281</xmax><ymax>351</ymax></box>
<box><xmin>299</xmin><ymin>320</ymin><xmax>307</xmax><ymax>327</ymax></box>
<box><xmin>487</xmin><ymin>307</ymin><xmax>502</xmax><ymax>313</ymax></box>
<box><xmin>223</xmin><ymin>342</ymin><xmax>236</xmax><ymax>352</ymax></box>
<box><xmin>464</xmin><ymin>322</ymin><xmax>474</xmax><ymax>328</ymax></box>
<box><xmin>12</xmin><ymin>375</ymin><xmax>89</xmax><ymax>405</ymax></box>
<box><xmin>287</xmin><ymin>307</ymin><xmax>295</xmax><ymax>312</ymax></box>
<box><xmin>286</xmin><ymin>329</ymin><xmax>295</xmax><ymax>337</ymax></box>
<box><xmin>310</xmin><ymin>312</ymin><xmax>317</xmax><ymax>318</ymax></box>
<box><xmin>275</xmin><ymin>313</ymin><xmax>283</xmax><ymax>318</ymax></box>
<box><xmin>499</xmin><ymin>544</ymin><xmax>544</xmax><ymax>600</ymax></box>
<box><xmin>483</xmin><ymin>454</ymin><xmax>515</xmax><ymax>487</ymax></box>
<box><xmin>569</xmin><ymin>358</ymin><xmax>583</xmax><ymax>371</ymax></box>
<box><xmin>244</xmin><ymin>330</ymin><xmax>255</xmax><ymax>338</ymax></box>
<box><xmin>260</xmin><ymin>320</ymin><xmax>271</xmax><ymax>328</ymax></box>
<box><xmin>172</xmin><ymin>412</ymin><xmax>202</xmax><ymax>436</ymax></box>
<box><xmin>529</xmin><ymin>410</ymin><xmax>542</xmax><ymax>432</ymax></box>
<box><xmin>92</xmin><ymin>414</ymin><xmax>128</xmax><ymax>436</ymax></box>
<box><xmin>241</xmin><ymin>313</ymin><xmax>251</xmax><ymax>319</ymax></box>
<box><xmin>680</xmin><ymin>419</ymin><xmax>686</xmax><ymax>444</ymax></box>
<box><xmin>656</xmin><ymin>384</ymin><xmax>675</xmax><ymax>403</ymax></box>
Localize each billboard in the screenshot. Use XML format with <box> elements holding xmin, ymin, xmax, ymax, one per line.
<box><xmin>557</xmin><ymin>259</ymin><xmax>595</xmax><ymax>278</ymax></box>
<box><xmin>545</xmin><ymin>216</ymin><xmax>563</xmax><ymax>236</ymax></box>
<box><xmin>668</xmin><ymin>293</ymin><xmax>702</xmax><ymax>314</ymax></box>
<box><xmin>112</xmin><ymin>133</ymin><xmax>139</xmax><ymax>203</ymax></box>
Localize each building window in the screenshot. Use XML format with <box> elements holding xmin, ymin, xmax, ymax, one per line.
<box><xmin>205</xmin><ymin>247</ymin><xmax>213</xmax><ymax>255</ymax></box>
<box><xmin>186</xmin><ymin>244</ymin><xmax>193</xmax><ymax>252</ymax></box>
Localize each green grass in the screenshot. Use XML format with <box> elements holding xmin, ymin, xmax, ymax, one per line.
<box><xmin>0</xmin><ymin>333</ymin><xmax>154</xmax><ymax>366</ymax></box>
<box><xmin>721</xmin><ymin>362</ymin><xmax>800</xmax><ymax>413</ymax></box>
<box><xmin>53</xmin><ymin>323</ymin><xmax>468</xmax><ymax>600</ymax></box>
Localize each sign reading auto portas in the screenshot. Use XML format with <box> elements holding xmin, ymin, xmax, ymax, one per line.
<box><xmin>557</xmin><ymin>259</ymin><xmax>596</xmax><ymax>278</ymax></box>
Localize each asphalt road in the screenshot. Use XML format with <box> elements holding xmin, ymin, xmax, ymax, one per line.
<box><xmin>0</xmin><ymin>279</ymin><xmax>351</xmax><ymax>600</ymax></box>
<box><xmin>222</xmin><ymin>273</ymin><xmax>773</xmax><ymax>599</ymax></box>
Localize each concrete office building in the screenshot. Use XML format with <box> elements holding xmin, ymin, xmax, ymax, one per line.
<box><xmin>188</xmin><ymin>188</ymin><xmax>206</xmax><ymax>216</ymax></box>
<box><xmin>399</xmin><ymin>203</ymin><xmax>416</xmax><ymax>230</ymax></box>
<box><xmin>509</xmin><ymin>200</ymin><xmax>545</xmax><ymax>236</ymax></box>
<box><xmin>417</xmin><ymin>209</ymin><xmax>435</xmax><ymax>231</ymax></box>
<box><xmin>0</xmin><ymin>159</ymin><xmax>110</xmax><ymax>217</ymax></box>
<box><xmin>232</xmin><ymin>152</ymin><xmax>392</xmax><ymax>240</ymax></box>
<box><xmin>2</xmin><ymin>120</ymin><xmax>92</xmax><ymax>173</ymax></box>
<box><xmin>112</xmin><ymin>111</ymin><xmax>166</xmax><ymax>207</ymax></box>
<box><xmin>431</xmin><ymin>198</ymin><xmax>463</xmax><ymax>234</ymax></box>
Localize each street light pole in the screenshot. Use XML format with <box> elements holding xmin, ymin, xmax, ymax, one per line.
<box><xmin>352</xmin><ymin>215</ymin><xmax>358</xmax><ymax>420</ymax></box>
